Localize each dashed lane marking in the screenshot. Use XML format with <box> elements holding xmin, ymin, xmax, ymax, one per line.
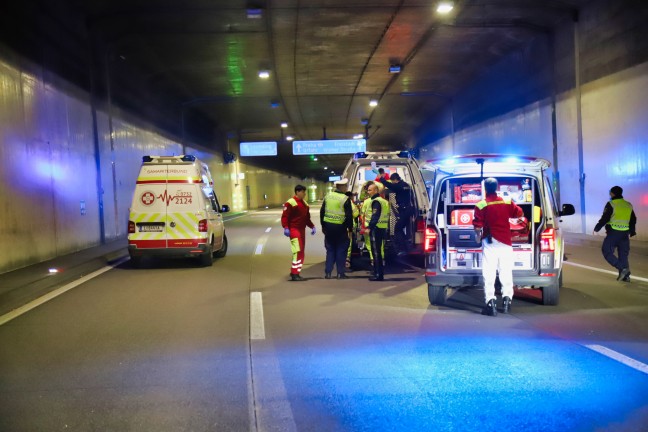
<box><xmin>250</xmin><ymin>292</ymin><xmax>266</xmax><ymax>340</ymax></box>
<box><xmin>0</xmin><ymin>257</ymin><xmax>129</xmax><ymax>326</ymax></box>
<box><xmin>583</xmin><ymin>344</ymin><xmax>648</xmax><ymax>375</ymax></box>
<box><xmin>265</xmin><ymin>227</ymin><xmax>272</xmax><ymax>233</ymax></box>
<box><xmin>564</xmin><ymin>261</ymin><xmax>648</xmax><ymax>283</ymax></box>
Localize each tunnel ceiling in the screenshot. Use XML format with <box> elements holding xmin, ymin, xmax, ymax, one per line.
<box><xmin>2</xmin><ymin>0</ymin><xmax>593</xmax><ymax>180</ymax></box>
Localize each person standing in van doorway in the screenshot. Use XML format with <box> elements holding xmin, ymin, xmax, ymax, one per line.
<box><xmin>282</xmin><ymin>185</ymin><xmax>316</xmax><ymax>282</ymax></box>
<box><xmin>593</xmin><ymin>186</ymin><xmax>637</xmax><ymax>282</ymax></box>
<box><xmin>364</xmin><ymin>182</ymin><xmax>390</xmax><ymax>281</ymax></box>
<box><xmin>321</xmin><ymin>178</ymin><xmax>354</xmax><ymax>279</ymax></box>
<box><xmin>380</xmin><ymin>173</ymin><xmax>414</xmax><ymax>257</ymax></box>
<box><xmin>473</xmin><ymin>178</ymin><xmax>524</xmax><ymax>316</ymax></box>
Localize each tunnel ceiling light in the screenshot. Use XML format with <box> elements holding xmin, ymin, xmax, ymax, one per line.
<box><xmin>436</xmin><ymin>1</ymin><xmax>454</xmax><ymax>14</ymax></box>
<box><xmin>281</xmin><ymin>122</ymin><xmax>288</xmax><ymax>128</ymax></box>
<box><xmin>313</xmin><ymin>157</ymin><xmax>318</xmax><ymax>161</ymax></box>
<box><xmin>369</xmin><ymin>99</ymin><xmax>379</xmax><ymax>107</ymax></box>
<box><xmin>286</xmin><ymin>135</ymin><xmax>294</xmax><ymax>141</ymax></box>
<box><xmin>258</xmin><ymin>70</ymin><xmax>270</xmax><ymax>79</ymax></box>
<box><xmin>324</xmin><ymin>167</ymin><xmax>328</xmax><ymax>170</ymax></box>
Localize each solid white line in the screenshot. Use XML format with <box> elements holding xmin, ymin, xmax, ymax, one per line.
<box><xmin>564</xmin><ymin>261</ymin><xmax>648</xmax><ymax>283</ymax></box>
<box><xmin>255</xmin><ymin>244</ymin><xmax>264</xmax><ymax>255</ymax></box>
<box><xmin>265</xmin><ymin>227</ymin><xmax>272</xmax><ymax>233</ymax></box>
<box><xmin>583</xmin><ymin>344</ymin><xmax>648</xmax><ymax>375</ymax></box>
<box><xmin>0</xmin><ymin>257</ymin><xmax>129</xmax><ymax>326</ymax></box>
<box><xmin>250</xmin><ymin>292</ymin><xmax>266</xmax><ymax>340</ymax></box>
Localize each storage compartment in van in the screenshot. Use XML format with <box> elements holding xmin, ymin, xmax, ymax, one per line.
<box><xmin>435</xmin><ymin>176</ymin><xmax>541</xmax><ymax>271</ymax></box>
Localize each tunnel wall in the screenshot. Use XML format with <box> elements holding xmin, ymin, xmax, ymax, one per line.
<box><xmin>0</xmin><ymin>55</ymin><xmax>323</xmax><ymax>274</ymax></box>
<box><xmin>418</xmin><ymin>0</ymin><xmax>647</xmax><ymax>241</ymax></box>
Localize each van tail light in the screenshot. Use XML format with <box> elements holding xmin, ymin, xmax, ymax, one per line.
<box><xmin>198</xmin><ymin>219</ymin><xmax>208</xmax><ymax>232</ymax></box>
<box><xmin>424</xmin><ymin>228</ymin><xmax>438</xmax><ymax>253</ymax></box>
<box><xmin>128</xmin><ymin>221</ymin><xmax>136</xmax><ymax>233</ymax></box>
<box><xmin>540</xmin><ymin>228</ymin><xmax>555</xmax><ymax>252</ymax></box>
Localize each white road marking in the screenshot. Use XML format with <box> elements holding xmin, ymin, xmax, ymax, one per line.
<box><xmin>265</xmin><ymin>227</ymin><xmax>272</xmax><ymax>233</ymax></box>
<box><xmin>275</xmin><ymin>218</ymin><xmax>281</xmax><ymax>223</ymax></box>
<box><xmin>250</xmin><ymin>292</ymin><xmax>266</xmax><ymax>340</ymax></box>
<box><xmin>564</xmin><ymin>261</ymin><xmax>648</xmax><ymax>283</ymax></box>
<box><xmin>0</xmin><ymin>257</ymin><xmax>129</xmax><ymax>326</ymax></box>
<box><xmin>583</xmin><ymin>344</ymin><xmax>648</xmax><ymax>375</ymax></box>
<box><xmin>255</xmin><ymin>235</ymin><xmax>269</xmax><ymax>255</ymax></box>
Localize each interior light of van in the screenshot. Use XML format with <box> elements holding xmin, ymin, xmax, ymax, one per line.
<box><xmin>443</xmin><ymin>158</ymin><xmax>456</xmax><ymax>165</ymax></box>
<box><xmin>181</xmin><ymin>155</ymin><xmax>196</xmax><ymax>162</ymax></box>
<box><xmin>424</xmin><ymin>228</ymin><xmax>438</xmax><ymax>253</ymax></box>
<box><xmin>540</xmin><ymin>228</ymin><xmax>555</xmax><ymax>252</ymax></box>
<box><xmin>128</xmin><ymin>221</ymin><xmax>136</xmax><ymax>233</ymax></box>
<box><xmin>198</xmin><ymin>219</ymin><xmax>208</xmax><ymax>232</ymax></box>
<box><xmin>505</xmin><ymin>157</ymin><xmax>520</xmax><ymax>163</ymax></box>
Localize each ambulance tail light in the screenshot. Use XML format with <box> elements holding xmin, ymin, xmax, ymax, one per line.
<box><xmin>128</xmin><ymin>221</ymin><xmax>136</xmax><ymax>233</ymax></box>
<box><xmin>198</xmin><ymin>219</ymin><xmax>208</xmax><ymax>232</ymax></box>
<box><xmin>540</xmin><ymin>228</ymin><xmax>555</xmax><ymax>252</ymax></box>
<box><xmin>424</xmin><ymin>228</ymin><xmax>438</xmax><ymax>253</ymax></box>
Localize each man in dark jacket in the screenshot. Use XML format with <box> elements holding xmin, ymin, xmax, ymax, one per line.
<box><xmin>593</xmin><ymin>185</ymin><xmax>637</xmax><ymax>282</ymax></box>
<box><xmin>321</xmin><ymin>178</ymin><xmax>354</xmax><ymax>279</ymax></box>
<box><xmin>380</xmin><ymin>173</ymin><xmax>414</xmax><ymax>256</ymax></box>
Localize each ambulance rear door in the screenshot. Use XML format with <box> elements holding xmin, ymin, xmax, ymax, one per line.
<box><xmin>129</xmin><ymin>165</ymin><xmax>171</xmax><ymax>249</ymax></box>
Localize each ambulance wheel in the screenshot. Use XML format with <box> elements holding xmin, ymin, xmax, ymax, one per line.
<box><xmin>215</xmin><ymin>234</ymin><xmax>228</xmax><ymax>258</ymax></box>
<box><xmin>199</xmin><ymin>242</ymin><xmax>214</xmax><ymax>267</ymax></box>
<box><xmin>542</xmin><ymin>272</ymin><xmax>561</xmax><ymax>305</ymax></box>
<box><xmin>428</xmin><ymin>285</ymin><xmax>447</xmax><ymax>306</ymax></box>
<box><xmin>130</xmin><ymin>255</ymin><xmax>142</xmax><ymax>268</ymax></box>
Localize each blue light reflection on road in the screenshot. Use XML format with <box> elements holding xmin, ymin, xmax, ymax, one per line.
<box><xmin>267</xmin><ymin>334</ymin><xmax>648</xmax><ymax>431</ymax></box>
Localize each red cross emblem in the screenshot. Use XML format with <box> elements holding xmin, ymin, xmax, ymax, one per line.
<box><xmin>141</xmin><ymin>191</ymin><xmax>155</xmax><ymax>206</ymax></box>
<box><xmin>460</xmin><ymin>213</ymin><xmax>471</xmax><ymax>224</ymax></box>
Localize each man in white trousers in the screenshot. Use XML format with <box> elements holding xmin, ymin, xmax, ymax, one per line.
<box><xmin>473</xmin><ymin>178</ymin><xmax>524</xmax><ymax>316</ymax></box>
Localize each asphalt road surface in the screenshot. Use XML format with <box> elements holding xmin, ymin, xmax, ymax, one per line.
<box><xmin>1</xmin><ymin>207</ymin><xmax>647</xmax><ymax>431</ymax></box>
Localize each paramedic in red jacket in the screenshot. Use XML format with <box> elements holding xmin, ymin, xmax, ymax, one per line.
<box><xmin>473</xmin><ymin>178</ymin><xmax>524</xmax><ymax>316</ymax></box>
<box><xmin>282</xmin><ymin>185</ymin><xmax>316</xmax><ymax>281</ymax></box>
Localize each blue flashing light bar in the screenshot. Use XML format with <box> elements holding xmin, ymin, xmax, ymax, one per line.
<box><xmin>240</xmin><ymin>141</ymin><xmax>278</xmax><ymax>157</ymax></box>
<box><xmin>181</xmin><ymin>155</ymin><xmax>196</xmax><ymax>161</ymax></box>
<box><xmin>293</xmin><ymin>139</ymin><xmax>366</xmax><ymax>155</ymax></box>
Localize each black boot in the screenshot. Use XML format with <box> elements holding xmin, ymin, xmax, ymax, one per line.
<box><xmin>502</xmin><ymin>296</ymin><xmax>512</xmax><ymax>314</ymax></box>
<box><xmin>324</xmin><ymin>273</ymin><xmax>332</xmax><ymax>279</ymax></box>
<box><xmin>369</xmin><ymin>274</ymin><xmax>384</xmax><ymax>281</ymax></box>
<box><xmin>481</xmin><ymin>299</ymin><xmax>497</xmax><ymax>317</ymax></box>
<box><xmin>337</xmin><ymin>273</ymin><xmax>349</xmax><ymax>279</ymax></box>
<box><xmin>618</xmin><ymin>268</ymin><xmax>631</xmax><ymax>281</ymax></box>
<box><xmin>290</xmin><ymin>274</ymin><xmax>304</xmax><ymax>281</ymax></box>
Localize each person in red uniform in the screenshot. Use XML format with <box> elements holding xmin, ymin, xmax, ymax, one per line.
<box><xmin>282</xmin><ymin>184</ymin><xmax>316</xmax><ymax>281</ymax></box>
<box><xmin>473</xmin><ymin>178</ymin><xmax>524</xmax><ymax>316</ymax></box>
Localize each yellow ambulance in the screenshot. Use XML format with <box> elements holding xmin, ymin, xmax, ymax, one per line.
<box><xmin>127</xmin><ymin>155</ymin><xmax>229</xmax><ymax>267</ymax></box>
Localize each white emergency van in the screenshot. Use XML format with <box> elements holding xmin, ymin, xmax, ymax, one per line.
<box><xmin>421</xmin><ymin>154</ymin><xmax>575</xmax><ymax>306</ymax></box>
<box><xmin>342</xmin><ymin>151</ymin><xmax>430</xmax><ymax>257</ymax></box>
<box><xmin>128</xmin><ymin>155</ymin><xmax>229</xmax><ymax>267</ymax></box>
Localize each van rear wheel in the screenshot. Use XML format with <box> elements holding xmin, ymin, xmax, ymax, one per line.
<box><xmin>428</xmin><ymin>284</ymin><xmax>447</xmax><ymax>305</ymax></box>
<box><xmin>199</xmin><ymin>242</ymin><xmax>214</xmax><ymax>267</ymax></box>
<box><xmin>542</xmin><ymin>272</ymin><xmax>562</xmax><ymax>305</ymax></box>
<box><xmin>215</xmin><ymin>234</ymin><xmax>228</xmax><ymax>258</ymax></box>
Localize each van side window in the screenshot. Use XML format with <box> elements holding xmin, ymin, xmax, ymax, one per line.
<box><xmin>203</xmin><ymin>187</ymin><xmax>219</xmax><ymax>212</ymax></box>
<box><xmin>544</xmin><ymin>176</ymin><xmax>559</xmax><ymax>216</ymax></box>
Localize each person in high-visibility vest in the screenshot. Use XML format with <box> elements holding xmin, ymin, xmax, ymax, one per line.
<box><xmin>282</xmin><ymin>185</ymin><xmax>316</xmax><ymax>281</ymax></box>
<box><xmin>364</xmin><ymin>182</ymin><xmax>390</xmax><ymax>281</ymax></box>
<box><xmin>345</xmin><ymin>191</ymin><xmax>360</xmax><ymax>270</ymax></box>
<box><xmin>359</xmin><ymin>181</ymin><xmax>384</xmax><ymax>265</ymax></box>
<box><xmin>320</xmin><ymin>178</ymin><xmax>353</xmax><ymax>279</ymax></box>
<box><xmin>594</xmin><ymin>185</ymin><xmax>637</xmax><ymax>282</ymax></box>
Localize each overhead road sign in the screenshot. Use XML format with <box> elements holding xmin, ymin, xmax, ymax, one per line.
<box><xmin>329</xmin><ymin>175</ymin><xmax>341</xmax><ymax>182</ymax></box>
<box><xmin>240</xmin><ymin>141</ymin><xmax>277</xmax><ymax>157</ymax></box>
<box><xmin>292</xmin><ymin>139</ymin><xmax>366</xmax><ymax>155</ymax></box>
